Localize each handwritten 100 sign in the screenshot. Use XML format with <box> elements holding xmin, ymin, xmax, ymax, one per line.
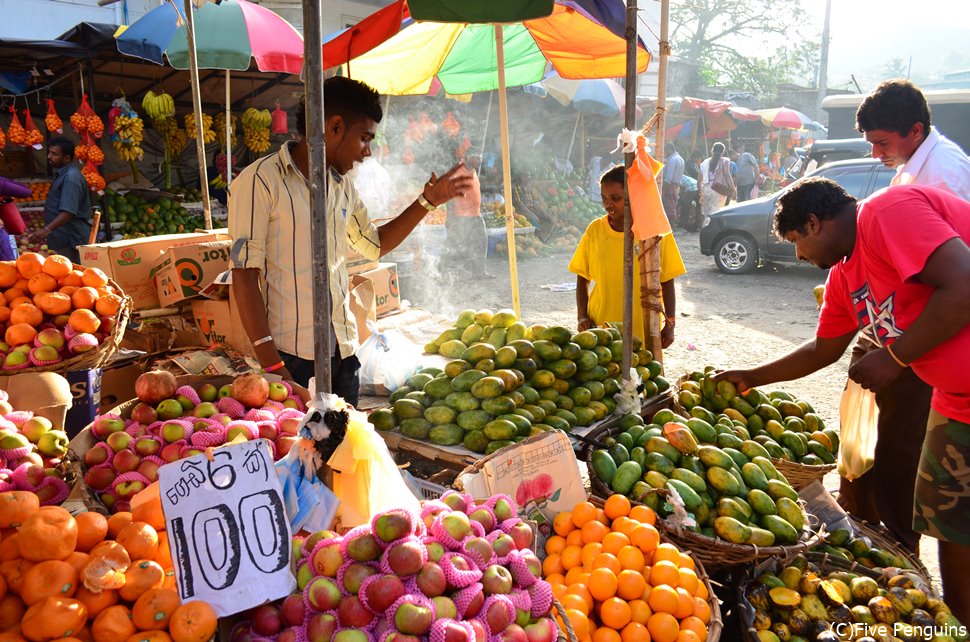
<box><xmin>158</xmin><ymin>440</ymin><xmax>296</xmax><ymax>617</ymax></box>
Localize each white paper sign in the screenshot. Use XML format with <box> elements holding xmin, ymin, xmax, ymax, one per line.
<box><xmin>158</xmin><ymin>440</ymin><xmax>295</xmax><ymax>616</ymax></box>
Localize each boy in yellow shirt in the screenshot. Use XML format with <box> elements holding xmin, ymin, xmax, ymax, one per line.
<box><xmin>569</xmin><ymin>166</ymin><xmax>686</xmax><ymax>347</ymax></box>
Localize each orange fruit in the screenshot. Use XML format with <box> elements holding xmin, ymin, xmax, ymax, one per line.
<box><xmin>42</xmin><ymin>256</ymin><xmax>73</xmax><ymax>280</ymax></box>
<box><xmin>679</xmin><ymin>553</ymin><xmax>695</xmax><ymax>572</ymax></box>
<box><xmin>617</xmin><ymin>545</ymin><xmax>645</xmax><ymax>571</ymax></box>
<box><xmin>611</xmin><ymin>517</ymin><xmax>638</xmax><ymax>538</ymax></box>
<box><xmin>561</xmin><ymin>546</ymin><xmax>583</xmax><ymax>570</ymax></box>
<box><xmin>680</xmin><ymin>615</ymin><xmax>707</xmax><ymax>639</ymax></box>
<box><xmin>10</xmin><ymin>304</ymin><xmax>42</xmax><ymax>327</ymax></box>
<box><xmin>60</xmin><ymin>271</ymin><xmax>84</xmax><ymax>288</ymax></box>
<box><xmin>68</xmin><ymin>309</ymin><xmax>101</xmax><ymax>334</ymax></box>
<box><xmin>565</xmin><ymin>608</ymin><xmax>591</xmax><ymax>640</ymax></box>
<box><xmin>95</xmin><ymin>294</ymin><xmax>121</xmax><ymax>317</ymax></box>
<box><xmin>81</xmin><ymin>268</ymin><xmax>109</xmax><ymax>288</ymax></box>
<box><xmin>8</xmin><ymin>296</ymin><xmax>33</xmax><ymax>309</ymax></box>
<box><xmin>106</xmin><ymin>513</ymin><xmax>133</xmax><ymax>538</ymax></box>
<box><xmin>15</xmin><ymin>254</ymin><xmax>45</xmax><ymax>279</ymax></box>
<box><xmin>71</xmin><ymin>287</ymin><xmax>99</xmax><ymax>311</ymax></box>
<box><xmin>629</xmin><ymin>505</ymin><xmax>657</xmax><ymax>525</ymax></box>
<box><xmin>647</xmin><ymin>585</ymin><xmax>679</xmax><ymax>615</ymax></box>
<box><xmin>694</xmin><ymin>580</ymin><xmax>709</xmax><ymax>601</ymax></box>
<box><xmin>649</xmin><ymin>561</ymin><xmax>680</xmax><ymax>588</ymax></box>
<box><xmin>599</xmin><ymin>597</ymin><xmax>632</xmax><ymax>630</ymax></box>
<box><xmin>676</xmin><ymin>630</ymin><xmax>701</xmax><ymax>642</ymax></box>
<box><xmin>75</xmin><ymin>513</ymin><xmax>109</xmax><ymax>553</ymax></box>
<box><xmin>677</xmin><ymin>568</ymin><xmax>699</xmax><ymax>596</ymax></box>
<box><xmin>4</xmin><ymin>323</ymin><xmax>35</xmax><ymax>346</ymax></box>
<box><xmin>0</xmin><ymin>594</ymin><xmax>25</xmax><ymax>631</ymax></box>
<box><xmin>631</xmin><ymin>524</ymin><xmax>661</xmax><ymax>555</ymax></box>
<box><xmin>647</xmin><ymin>612</ymin><xmax>680</xmax><ymax>642</ymax></box>
<box><xmin>561</xmin><ymin>593</ymin><xmax>590</xmax><ymax>616</ymax></box>
<box><xmin>0</xmin><ymin>307</ymin><xmax>9</xmax><ymax>323</ymax></box>
<box><xmin>571</xmin><ymin>502</ymin><xmax>599</xmax><ymax>529</ymax></box>
<box><xmin>674</xmin><ymin>588</ymin><xmax>694</xmax><ymax>619</ymax></box>
<box><xmin>550</xmin><ymin>582</ymin><xmax>566</xmax><ymax>601</ymax></box>
<box><xmin>0</xmin><ymin>263</ymin><xmax>17</xmax><ymax>288</ymax></box>
<box><xmin>581</xmin><ymin>542</ymin><xmax>603</xmax><ymax>568</ymax></box>
<box><xmin>553</xmin><ymin>512</ymin><xmax>576</xmax><ymax>537</ymax></box>
<box><xmin>591</xmin><ymin>553</ymin><xmax>621</xmax><ymax>575</ymax></box>
<box><xmin>75</xmin><ymin>586</ymin><xmax>118</xmax><ymax>619</ymax></box>
<box><xmin>602</xmin><ymin>532</ymin><xmax>631</xmax><ymax>556</ymax></box>
<box><xmin>629</xmin><ymin>599</ymin><xmax>652</xmax><ymax>625</ymax></box>
<box><xmin>588</xmin><ymin>567</ymin><xmax>618</xmax><ymax>602</ymax></box>
<box><xmin>592</xmin><ymin>628</ymin><xmax>621</xmax><ymax>642</ymax></box>
<box><xmin>595</xmin><ymin>508</ymin><xmax>610</xmax><ymax>524</ymax></box>
<box><xmin>36</xmin><ymin>292</ymin><xmax>72</xmax><ymax>316</ymax></box>
<box><xmin>616</xmin><ymin>569</ymin><xmax>647</xmax><ymax>601</ymax></box>
<box><xmin>565</xmin><ymin>584</ymin><xmax>594</xmax><ymax>612</ymax></box>
<box><xmin>620</xmin><ymin>622</ymin><xmax>649</xmax><ymax>642</ymax></box>
<box><xmin>168</xmin><ymin>600</ymin><xmax>217</xmax><ymax>642</ymax></box>
<box><xmin>27</xmin><ymin>273</ymin><xmax>57</xmax><ymax>295</ymax></box>
<box><xmin>119</xmin><ymin>559</ymin><xmax>166</xmax><ymax>602</ymax></box>
<box><xmin>3</xmin><ymin>287</ymin><xmax>25</xmax><ymax>302</ymax></box>
<box><xmin>692</xmin><ymin>597</ymin><xmax>711</xmax><ymax>624</ymax></box>
<box><xmin>604</xmin><ymin>495</ymin><xmax>631</xmax><ymax>520</ymax></box>
<box><xmin>91</xmin><ymin>604</ymin><xmax>137</xmax><ymax>642</ymax></box>
<box><xmin>652</xmin><ymin>543</ymin><xmax>682</xmax><ymax>566</ymax></box>
<box><xmin>542</xmin><ymin>553</ymin><xmax>563</xmax><ymax>577</ymax></box>
<box><xmin>581</xmin><ymin>520</ymin><xmax>610</xmax><ymax>544</ymax></box>
<box><xmin>545</xmin><ymin>535</ymin><xmax>566</xmax><ymax>556</ymax></box>
<box><xmin>18</xmin><ymin>506</ymin><xmax>78</xmax><ymax>562</ymax></box>
<box><xmin>546</xmin><ymin>573</ymin><xmax>565</xmax><ymax>588</ymax></box>
<box><xmin>566</xmin><ymin>530</ymin><xmax>584</xmax><ymax>548</ymax></box>
<box><xmin>58</xmin><ymin>285</ymin><xmax>79</xmax><ymax>297</ymax></box>
<box><xmin>21</xmin><ymin>596</ymin><xmax>88</xmax><ymax>642</ymax></box>
<box><xmin>13</xmin><ymin>278</ymin><xmax>28</xmax><ymax>291</ymax></box>
<box><xmin>20</xmin><ymin>560</ymin><xmax>78</xmax><ymax>606</ymax></box>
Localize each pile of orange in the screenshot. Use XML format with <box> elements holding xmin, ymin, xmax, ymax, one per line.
<box><xmin>544</xmin><ymin>495</ymin><xmax>712</xmax><ymax>642</ymax></box>
<box><xmin>0</xmin><ymin>253</ymin><xmax>123</xmax><ymax>350</ymax></box>
<box><xmin>0</xmin><ymin>489</ymin><xmax>216</xmax><ymax>642</ymax></box>
<box><xmin>13</xmin><ymin>184</ymin><xmax>50</xmax><ymax>204</ymax></box>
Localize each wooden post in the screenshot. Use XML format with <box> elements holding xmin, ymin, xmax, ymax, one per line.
<box><xmin>225</xmin><ymin>69</ymin><xmax>232</xmax><ymax>187</ymax></box>
<box><xmin>183</xmin><ymin>0</ymin><xmax>212</xmax><ymax>229</ymax></box>
<box><xmin>495</xmin><ymin>25</ymin><xmax>521</xmax><ymax>318</ymax></box>
<box><xmin>620</xmin><ymin>0</ymin><xmax>637</xmax><ymax>381</ymax></box>
<box><xmin>303</xmin><ymin>0</ymin><xmax>333</xmax><ymax>393</ymax></box>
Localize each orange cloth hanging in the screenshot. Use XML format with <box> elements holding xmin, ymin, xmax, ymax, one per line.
<box><xmin>627</xmin><ymin>135</ymin><xmax>671</xmax><ymax>241</ymax></box>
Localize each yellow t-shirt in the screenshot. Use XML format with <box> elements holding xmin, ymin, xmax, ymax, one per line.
<box><xmin>568</xmin><ymin>216</ymin><xmax>687</xmax><ymax>340</ymax></box>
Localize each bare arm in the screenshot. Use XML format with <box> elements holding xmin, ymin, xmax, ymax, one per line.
<box><xmin>378</xmin><ymin>163</ymin><xmax>474</xmax><ymax>256</ymax></box>
<box><xmin>715</xmin><ymin>331</ymin><xmax>857</xmax><ymax>392</ymax></box>
<box><xmin>27</xmin><ymin>211</ymin><xmax>75</xmax><ymax>244</ymax></box>
<box><xmin>576</xmin><ymin>275</ymin><xmax>593</xmax><ymax>330</ymax></box>
<box><xmin>231</xmin><ymin>268</ymin><xmax>293</xmax><ymax>381</ymax></box>
<box><xmin>661</xmin><ymin>279</ymin><xmax>676</xmax><ymax>348</ymax></box>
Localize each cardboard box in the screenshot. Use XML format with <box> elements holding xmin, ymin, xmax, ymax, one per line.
<box><xmin>190</xmin><ymin>298</ymin><xmax>254</xmax><ymax>357</ymax></box>
<box><xmin>99</xmin><ymin>363</ymin><xmax>143</xmax><ymax>412</ymax></box>
<box><xmin>349</xmin><ymin>274</ymin><xmax>377</xmax><ymax>344</ymax></box>
<box><xmin>347</xmin><ymin>248</ymin><xmax>379</xmax><ymax>276</ymax></box>
<box><xmin>78</xmin><ymin>230</ymin><xmax>229</xmax><ymax>310</ymax></box>
<box><xmin>361</xmin><ymin>262</ymin><xmax>401</xmax><ymax>317</ymax></box>
<box><xmin>0</xmin><ymin>373</ymin><xmax>72</xmax><ymax>429</ymax></box>
<box><xmin>64</xmin><ymin>369</ymin><xmax>102</xmax><ymax>439</ymax></box>
<box><xmin>150</xmin><ymin>240</ymin><xmax>231</xmax><ymax>308</ymax></box>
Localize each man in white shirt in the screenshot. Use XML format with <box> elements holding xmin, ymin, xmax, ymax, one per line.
<box><xmin>836</xmin><ymin>79</ymin><xmax>970</xmax><ymax>554</ymax></box>
<box><xmin>661</xmin><ymin>143</ymin><xmax>684</xmax><ymax>225</ymax></box>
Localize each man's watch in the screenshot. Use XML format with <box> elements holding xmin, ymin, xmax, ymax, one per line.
<box><xmin>417</xmin><ymin>192</ymin><xmax>437</xmax><ymax>212</ymax></box>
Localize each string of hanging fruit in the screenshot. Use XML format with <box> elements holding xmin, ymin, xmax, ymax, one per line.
<box><xmin>242</xmin><ymin>107</ymin><xmax>271</xmax><ymax>154</ymax></box>
<box><xmin>143</xmin><ymin>91</ymin><xmax>185</xmax><ymax>189</ymax></box>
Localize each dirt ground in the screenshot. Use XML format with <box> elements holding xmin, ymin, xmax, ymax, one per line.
<box><xmin>395</xmin><ymin>226</ymin><xmax>940</xmax><ymax>585</ymax></box>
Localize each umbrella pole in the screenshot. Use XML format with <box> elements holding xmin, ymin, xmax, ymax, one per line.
<box><xmin>303</xmin><ymin>0</ymin><xmax>333</xmax><ymax>393</ymax></box>
<box><xmin>183</xmin><ymin>0</ymin><xmax>212</xmax><ymax>229</ymax></box>
<box><xmin>621</xmin><ymin>0</ymin><xmax>637</xmax><ymax>381</ymax></box>
<box><xmin>495</xmin><ymin>24</ymin><xmax>521</xmax><ymax>318</ymax></box>
<box><xmin>226</xmin><ymin>69</ymin><xmax>232</xmax><ymax>188</ymax></box>
<box><xmin>566</xmin><ymin>111</ymin><xmax>581</xmax><ymax>167</ymax></box>
<box><xmin>481</xmin><ymin>91</ymin><xmax>493</xmax><ymax>158</ymax></box>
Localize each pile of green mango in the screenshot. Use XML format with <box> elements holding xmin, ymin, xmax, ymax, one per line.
<box><xmin>678</xmin><ymin>368</ymin><xmax>839</xmax><ymax>467</ymax></box>
<box><xmin>589</xmin><ymin>406</ymin><xmax>807</xmax><ymax>546</ymax></box>
<box><xmin>746</xmin><ymin>554</ymin><xmax>964</xmax><ymax>642</ymax></box>
<box><xmin>369</xmin><ymin>308</ymin><xmax>668</xmax><ymax>455</ymax></box>
<box><xmin>812</xmin><ymin>527</ymin><xmax>914</xmax><ymax>571</ymax></box>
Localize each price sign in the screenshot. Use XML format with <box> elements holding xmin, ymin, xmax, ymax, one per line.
<box><xmin>158</xmin><ymin>440</ymin><xmax>295</xmax><ymax>616</ymax></box>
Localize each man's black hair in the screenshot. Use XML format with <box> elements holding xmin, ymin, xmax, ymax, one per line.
<box><xmin>773</xmin><ymin>177</ymin><xmax>856</xmax><ymax>238</ymax></box>
<box><xmin>295</xmin><ymin>77</ymin><xmax>383</xmax><ymax>138</ymax></box>
<box><xmin>855</xmin><ymin>79</ymin><xmax>931</xmax><ymax>138</ymax></box>
<box><xmin>664</xmin><ymin>142</ymin><xmax>676</xmax><ymax>155</ymax></box>
<box><xmin>48</xmin><ymin>135</ymin><xmax>75</xmax><ymax>159</ymax></box>
<box><xmin>600</xmin><ymin>165</ymin><xmax>625</xmax><ymax>186</ymax></box>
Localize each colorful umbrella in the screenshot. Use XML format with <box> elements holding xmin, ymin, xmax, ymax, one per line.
<box><xmin>339</xmin><ymin>1</ymin><xmax>650</xmax><ymax>95</ymax></box>
<box><xmin>116</xmin><ymin>0</ymin><xmax>303</xmax><ymax>73</ymax></box>
<box><xmin>756</xmin><ymin>107</ymin><xmax>816</xmax><ymax>130</ymax></box>
<box><xmin>541</xmin><ymin>73</ymin><xmax>641</xmax><ymax>117</ymax></box>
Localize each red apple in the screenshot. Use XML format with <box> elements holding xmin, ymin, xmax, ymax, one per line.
<box><xmin>362</xmin><ymin>574</ymin><xmax>405</xmax><ymax>613</ymax></box>
<box><xmin>336</xmin><ymin>595</ymin><xmax>373</xmax><ymax>629</ymax></box>
<box><xmin>93</xmin><ymin>416</ymin><xmax>125</xmax><ymax>439</ymax></box>
<box><xmin>112</xmin><ymin>449</ymin><xmax>141</xmax><ymax>474</ymax></box>
<box><xmin>136</xmin><ymin>459</ymin><xmax>161</xmax><ymax>483</ymax></box>
<box><xmin>130</xmin><ymin>403</ymin><xmax>158</xmax><ymax>426</ymax></box>
<box><xmin>305</xmin><ymin>613</ymin><xmax>336</xmax><ymax>642</ymax></box>
<box><xmin>306</xmin><ymin>576</ymin><xmax>342</xmax><ymax>612</ymax></box>
<box><xmin>86</xmin><ymin>467</ymin><xmax>116</xmax><ymax>491</ymax></box>
<box><xmin>250</xmin><ymin>604</ymin><xmax>282</xmax><ymax>637</ymax></box>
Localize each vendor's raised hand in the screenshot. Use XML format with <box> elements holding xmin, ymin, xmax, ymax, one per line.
<box><xmin>424</xmin><ymin>163</ymin><xmax>474</xmax><ymax>206</ymax></box>
<box><xmin>577</xmin><ymin>316</ymin><xmax>595</xmax><ymax>331</ymax></box>
<box><xmin>711</xmin><ymin>368</ymin><xmax>756</xmax><ymax>393</ymax></box>
<box><xmin>847</xmin><ymin>347</ymin><xmax>903</xmax><ymax>392</ymax></box>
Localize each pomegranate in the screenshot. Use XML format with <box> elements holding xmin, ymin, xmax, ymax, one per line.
<box><xmin>134</xmin><ymin>370</ymin><xmax>178</xmax><ymax>404</ymax></box>
<box><xmin>231</xmin><ymin>373</ymin><xmax>271</xmax><ymax>408</ymax></box>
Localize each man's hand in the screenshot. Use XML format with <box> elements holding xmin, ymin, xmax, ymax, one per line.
<box><xmin>26</xmin><ymin>227</ymin><xmax>49</xmax><ymax>245</ymax></box>
<box><xmin>425</xmin><ymin>163</ymin><xmax>475</xmax><ymax>206</ymax></box>
<box><xmin>661</xmin><ymin>324</ymin><xmax>675</xmax><ymax>349</ymax></box>
<box><xmin>577</xmin><ymin>317</ymin><xmax>594</xmax><ymax>331</ymax></box>
<box><xmin>712</xmin><ymin>369</ymin><xmax>757</xmax><ymax>393</ymax></box>
<box><xmin>275</xmin><ymin>366</ymin><xmax>294</xmax><ymax>383</ymax></box>
<box><xmin>847</xmin><ymin>347</ymin><xmax>904</xmax><ymax>392</ymax></box>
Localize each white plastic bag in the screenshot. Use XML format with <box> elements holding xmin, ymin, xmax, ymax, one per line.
<box><xmin>357</xmin><ymin>321</ymin><xmax>421</xmax><ymax>396</ymax></box>
<box><xmin>837</xmin><ymin>379</ymin><xmax>879</xmax><ymax>480</ymax></box>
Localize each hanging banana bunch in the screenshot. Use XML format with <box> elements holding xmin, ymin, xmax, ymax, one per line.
<box><xmin>109</xmin><ymin>97</ymin><xmax>145</xmax><ymax>163</ymax></box>
<box><xmin>214</xmin><ymin>110</ymin><xmax>237</xmax><ymax>151</ymax></box>
<box><xmin>241</xmin><ymin>107</ymin><xmax>272</xmax><ymax>154</ymax></box>
<box><xmin>185</xmin><ymin>112</ymin><xmax>216</xmax><ymax>144</ymax></box>
<box><xmin>142</xmin><ymin>90</ymin><xmax>175</xmax><ymax>120</ymax></box>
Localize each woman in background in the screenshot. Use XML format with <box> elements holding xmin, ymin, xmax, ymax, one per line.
<box><xmin>700</xmin><ymin>142</ymin><xmax>735</xmax><ymax>225</ymax></box>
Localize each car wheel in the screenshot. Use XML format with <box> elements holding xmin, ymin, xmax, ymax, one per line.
<box><xmin>714</xmin><ymin>234</ymin><xmax>757</xmax><ymax>274</ymax></box>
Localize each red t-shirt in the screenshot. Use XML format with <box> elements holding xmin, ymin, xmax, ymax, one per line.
<box><xmin>816</xmin><ymin>185</ymin><xmax>970</xmax><ymax>423</ymax></box>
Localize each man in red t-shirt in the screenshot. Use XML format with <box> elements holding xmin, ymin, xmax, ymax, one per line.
<box><xmin>717</xmin><ymin>178</ymin><xmax>970</xmax><ymax>619</ymax></box>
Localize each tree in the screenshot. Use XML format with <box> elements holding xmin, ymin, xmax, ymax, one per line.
<box><xmin>883</xmin><ymin>57</ymin><xmax>908</xmax><ymax>79</ymax></box>
<box><xmin>671</xmin><ymin>0</ymin><xmax>820</xmax><ymax>99</ymax></box>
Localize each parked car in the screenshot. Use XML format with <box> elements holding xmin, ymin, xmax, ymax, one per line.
<box><xmin>781</xmin><ymin>138</ymin><xmax>873</xmax><ymax>185</ymax></box>
<box><xmin>700</xmin><ymin>159</ymin><xmax>894</xmax><ymax>274</ymax></box>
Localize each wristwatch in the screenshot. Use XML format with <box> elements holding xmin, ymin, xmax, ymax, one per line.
<box><xmin>664</xmin><ymin>315</ymin><xmax>676</xmax><ymax>327</ymax></box>
<box><xmin>417</xmin><ymin>192</ymin><xmax>437</xmax><ymax>212</ymax></box>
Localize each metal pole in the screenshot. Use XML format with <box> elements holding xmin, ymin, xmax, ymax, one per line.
<box><xmin>495</xmin><ymin>25</ymin><xmax>521</xmax><ymax>318</ymax></box>
<box><xmin>303</xmin><ymin>0</ymin><xmax>332</xmax><ymax>394</ymax></box>
<box><xmin>815</xmin><ymin>0</ymin><xmax>831</xmax><ymax>117</ymax></box>
<box><xmin>621</xmin><ymin>0</ymin><xmax>637</xmax><ymax>381</ymax></box>
<box><xmin>183</xmin><ymin>0</ymin><xmax>213</xmax><ymax>229</ymax></box>
<box><xmin>225</xmin><ymin>69</ymin><xmax>232</xmax><ymax>187</ymax></box>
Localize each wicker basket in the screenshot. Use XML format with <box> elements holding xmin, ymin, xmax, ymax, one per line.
<box><xmin>852</xmin><ymin>518</ymin><xmax>935</xmax><ymax>591</ymax></box>
<box><xmin>771</xmin><ymin>457</ymin><xmax>836</xmax><ymax>490</ymax></box>
<box><xmin>551</xmin><ymin>599</ymin><xmax>580</xmax><ymax>642</ymax></box>
<box><xmin>10</xmin><ymin>269</ymin><xmax>131</xmax><ymax>375</ymax></box>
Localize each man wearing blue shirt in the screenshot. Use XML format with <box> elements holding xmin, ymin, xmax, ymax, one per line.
<box><xmin>29</xmin><ymin>136</ymin><xmax>91</xmax><ymax>263</ymax></box>
<box><xmin>662</xmin><ymin>143</ymin><xmax>684</xmax><ymax>225</ymax></box>
<box><xmin>735</xmin><ymin>144</ymin><xmax>759</xmax><ymax>201</ymax></box>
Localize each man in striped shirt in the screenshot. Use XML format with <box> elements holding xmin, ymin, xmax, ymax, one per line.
<box><xmin>229</xmin><ymin>77</ymin><xmax>472</xmax><ymax>405</ymax></box>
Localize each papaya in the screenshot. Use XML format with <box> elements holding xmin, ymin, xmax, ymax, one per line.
<box><xmin>506</xmin><ymin>322</ymin><xmax>527</xmax><ymax>342</ymax></box>
<box><xmin>707</xmin><ymin>466</ymin><xmax>742</xmax><ymax>496</ymax></box>
<box><xmin>572</xmin><ymin>331</ymin><xmax>598</xmax><ymax>349</ymax></box>
<box><xmin>463</xmin><ymin>430</ymin><xmax>489</xmax><ymax>453</ymax></box>
<box><xmin>713</xmin><ymin>516</ymin><xmax>751</xmax><ymax>544</ymax></box>
<box><xmin>665</xmin><ymin>479</ymin><xmax>702</xmax><ymax>511</ymax></box>
<box><xmin>508</xmin><ymin>339</ymin><xmax>534</xmax><ymax>358</ymax></box>
<box><xmin>643</xmin><ymin>452</ymin><xmax>676</xmax><ymax>476</ymax></box>
<box><xmin>663</xmin><ymin>423</ymin><xmax>699</xmax><ymax>455</ymax></box>
<box><xmin>670</xmin><ymin>468</ymin><xmax>707</xmax><ymax>494</ymax></box>
<box><xmin>774</xmin><ymin>497</ymin><xmax>805</xmax><ymax>531</ymax></box>
<box><xmin>439</xmin><ymin>339</ymin><xmax>468</xmax><ymax>359</ymax></box>
<box><xmin>686</xmin><ymin>418</ymin><xmax>717</xmax><ymax>443</ymax></box>
<box><xmin>698</xmin><ymin>445</ymin><xmax>735</xmax><ymax>470</ymax></box>
<box><xmin>741</xmin><ymin>462</ymin><xmax>769</xmax><ymax>491</ymax></box>
<box><xmin>425</xmin><ymin>405</ymin><xmax>458</xmax><ymax>425</ymax></box>
<box><xmin>723</xmin><ymin>447</ymin><xmax>750</xmax><ymax>470</ymax></box>
<box><xmin>482</xmin><ymin>396</ymin><xmax>517</xmax><ymax>416</ymax></box>
<box><xmin>393</xmin><ymin>398</ymin><xmax>424</xmax><ymax>419</ymax></box>
<box><xmin>400</xmin><ymin>418</ymin><xmax>432</xmax><ymax>439</ymax></box>
<box><xmin>429</xmin><ymin>424</ymin><xmax>464</xmax><ymax>446</ymax></box>
<box><xmin>741</xmin><ymin>440</ymin><xmax>773</xmax><ymax>461</ymax></box>
<box><xmin>646</xmin><ymin>437</ymin><xmax>681</xmax><ymax>464</ymax></box>
<box><xmin>749</xmin><ymin>527</ymin><xmax>776</xmax><ymax>547</ymax></box>
<box><xmin>540</xmin><ymin>326</ymin><xmax>573</xmax><ymax>345</ymax></box>
<box><xmin>454</xmin><ymin>309</ymin><xmax>476</xmax><ymax>328</ymax></box>
<box><xmin>470</xmin><ymin>376</ymin><xmax>506</xmax><ymax>399</ymax></box>
<box><xmin>644</xmin><ymin>471</ymin><xmax>668</xmax><ymax>489</ymax></box>
<box><xmin>747</xmin><ymin>489</ymin><xmax>778</xmax><ymax>516</ymax></box>
<box><xmin>485</xmin><ymin>440</ymin><xmax>514</xmax><ymax>455</ymax></box>
<box><xmin>611</xmin><ymin>461</ymin><xmax>642</xmax><ymax>495</ymax></box>
<box><xmin>716</xmin><ymin>432</ymin><xmax>745</xmax><ymax>450</ymax></box>
<box><xmin>717</xmin><ymin>497</ymin><xmax>752</xmax><ymax>522</ymax></box>
<box><xmin>766</xmin><ymin>479</ymin><xmax>799</xmax><ymax>502</ymax></box>
<box><xmin>460</xmin><ymin>323</ymin><xmax>486</xmax><ymax>345</ymax></box>
<box><xmin>761</xmin><ymin>514</ymin><xmax>799</xmax><ymax>544</ymax></box>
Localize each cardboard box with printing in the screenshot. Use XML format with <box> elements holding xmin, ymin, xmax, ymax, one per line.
<box><xmin>150</xmin><ymin>240</ymin><xmax>231</xmax><ymax>308</ymax></box>
<box><xmin>78</xmin><ymin>230</ymin><xmax>229</xmax><ymax>310</ymax></box>
<box><xmin>361</xmin><ymin>262</ymin><xmax>401</xmax><ymax>317</ymax></box>
<box><xmin>190</xmin><ymin>294</ymin><xmax>255</xmax><ymax>358</ymax></box>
